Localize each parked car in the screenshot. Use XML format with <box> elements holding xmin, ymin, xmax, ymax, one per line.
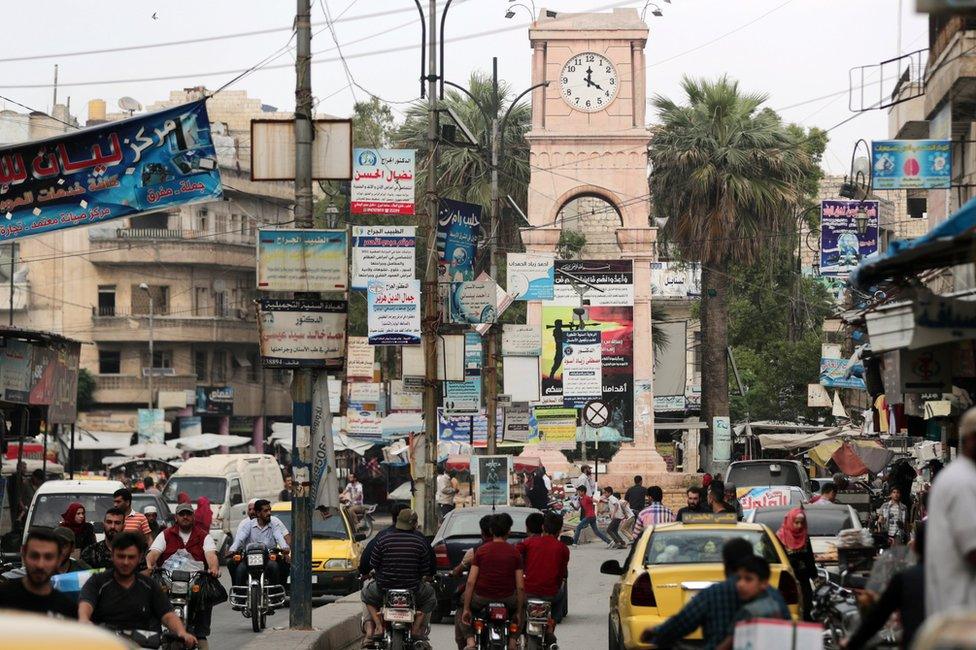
<box><xmin>725</xmin><ymin>460</ymin><xmax>812</xmax><ymax>495</ymax></box>
<box><xmin>746</xmin><ymin>502</ymin><xmax>863</xmax><ymax>565</ymax></box>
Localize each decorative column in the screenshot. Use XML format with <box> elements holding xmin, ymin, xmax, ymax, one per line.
<box><xmin>607</xmin><ymin>227</ymin><xmax>667</xmax><ymax>478</ymax></box>
<box><xmin>219</xmin><ymin>415</ymin><xmax>230</xmax><ymax>454</ymax></box>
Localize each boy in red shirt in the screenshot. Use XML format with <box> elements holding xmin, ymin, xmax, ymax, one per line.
<box><xmin>518</xmin><ymin>512</ymin><xmax>570</xmax><ymax>644</ymax></box>
<box><xmin>460</xmin><ymin>513</ymin><xmax>524</xmax><ymax>650</ymax></box>
<box><xmin>572</xmin><ymin>484</ymin><xmax>612</xmax><ymax>546</ymax></box>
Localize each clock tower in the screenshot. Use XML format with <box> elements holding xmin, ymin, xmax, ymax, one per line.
<box><xmin>522</xmin><ymin>8</ymin><xmax>666</xmax><ymax>477</ymax></box>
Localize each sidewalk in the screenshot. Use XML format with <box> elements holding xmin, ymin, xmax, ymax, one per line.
<box><xmin>241</xmin><ymin>593</ymin><xmax>364</xmax><ymax>650</ymax></box>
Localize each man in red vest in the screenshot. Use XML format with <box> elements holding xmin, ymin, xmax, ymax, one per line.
<box><xmin>146</xmin><ymin>502</ymin><xmax>220</xmax><ymax>646</ymax></box>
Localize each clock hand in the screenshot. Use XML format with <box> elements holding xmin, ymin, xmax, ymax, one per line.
<box><xmin>584</xmin><ymin>67</ymin><xmax>594</xmax><ymax>87</ymax></box>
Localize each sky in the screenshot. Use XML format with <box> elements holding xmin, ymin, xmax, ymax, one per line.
<box><xmin>0</xmin><ymin>0</ymin><xmax>928</xmax><ymax>175</ymax></box>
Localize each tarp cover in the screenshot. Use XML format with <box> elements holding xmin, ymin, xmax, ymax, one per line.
<box><xmin>757</xmin><ymin>426</ymin><xmax>858</xmax><ymax>451</ymax></box>
<box><xmin>61</xmin><ymin>430</ymin><xmax>134</xmax><ymax>450</ymax></box>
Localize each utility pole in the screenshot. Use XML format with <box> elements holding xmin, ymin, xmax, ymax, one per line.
<box><xmin>485</xmin><ymin>57</ymin><xmax>500</xmax><ymax>455</ymax></box>
<box><xmin>289</xmin><ymin>0</ymin><xmax>314</xmax><ymax>629</ymax></box>
<box><xmin>419</xmin><ymin>0</ymin><xmax>441</xmax><ymax>536</ymax></box>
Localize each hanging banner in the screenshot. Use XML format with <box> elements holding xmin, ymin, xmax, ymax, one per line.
<box><xmin>137</xmin><ymin>409</ymin><xmax>165</xmax><ymax>444</ymax></box>
<box><xmin>650</xmin><ymin>262</ymin><xmax>702</xmax><ymax>298</ymax></box>
<box><xmin>871</xmin><ymin>139</ymin><xmax>951</xmax><ymax>190</ymax></box>
<box><xmin>257</xmin><ymin>299</ymin><xmax>347</xmax><ymax>367</ymax></box>
<box><xmin>552</xmin><ymin>259</ymin><xmax>634</xmax><ymax>306</ymax></box>
<box><xmin>712</xmin><ymin>416</ymin><xmax>732</xmax><ymax>463</ymax></box>
<box><xmin>819</xmin><ymin>343</ymin><xmax>866</xmax><ymax>390</ymax></box>
<box><xmin>541</xmin><ymin>305</ymin><xmax>633</xmax><ymax>439</ymax></box>
<box><xmin>502</xmin><ymin>324</ymin><xmax>542</xmax><ymax>357</ymax></box>
<box><xmin>346</xmin><ymin>336</ymin><xmax>375</xmax><ymax>380</ymax></box>
<box><xmin>503</xmin><ymin>405</ymin><xmax>532</xmax><ymax>443</ymax></box>
<box><xmin>449</xmin><ymin>280</ymin><xmax>497</xmax><ymax>324</ymax></box>
<box><xmin>819</xmin><ymin>200</ymin><xmax>879</xmax><ymax>277</ymax></box>
<box><xmin>350</xmin><ymin>225</ymin><xmax>416</xmax><ymax>290</ymax></box>
<box><xmin>257</xmin><ymin>229</ymin><xmax>348</xmax><ymax>292</ymax></box>
<box><xmin>0</xmin><ymin>100</ymin><xmax>222</xmax><ymax>243</ymax></box>
<box><xmin>350</xmin><ymin>148</ymin><xmax>415</xmax><ymax>215</ymax></box>
<box><xmin>533</xmin><ymin>406</ymin><xmax>578</xmax><ymax>443</ymax></box>
<box><xmin>473</xmin><ymin>455</ymin><xmax>511</xmax><ymax>507</ymax></box>
<box><xmin>507</xmin><ymin>253</ymin><xmax>555</xmax><ymax>301</ymax></box>
<box><xmin>367</xmin><ymin>279</ymin><xmax>421</xmax><ymax>345</ymax></box>
<box><xmin>310</xmin><ymin>372</ymin><xmax>336</xmax><ymax>509</ymax></box>
<box><xmin>0</xmin><ymin>339</ymin><xmax>33</xmax><ymax>403</ymax></box>
<box><xmin>444</xmin><ymin>331</ymin><xmax>482</xmax><ymax>412</ymax></box>
<box><xmin>562</xmin><ymin>330</ymin><xmax>603</xmax><ymax>407</ymax></box>
<box><xmin>437</xmin><ymin>198</ymin><xmax>481</xmax><ymax>282</ymax></box>
<box><xmin>195</xmin><ymin>386</ymin><xmax>233</xmax><ymax>415</ymax></box>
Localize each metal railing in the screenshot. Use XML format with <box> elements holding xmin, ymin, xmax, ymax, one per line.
<box><xmin>105</xmin><ymin>228</ymin><xmax>254</xmax><ymax>246</ymax></box>
<box><xmin>94</xmin><ymin>374</ymin><xmax>196</xmax><ymax>391</ymax></box>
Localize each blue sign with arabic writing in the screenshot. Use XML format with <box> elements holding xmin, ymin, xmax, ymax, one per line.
<box><xmin>0</xmin><ymin>100</ymin><xmax>221</xmax><ymax>242</ymax></box>
<box><xmin>437</xmin><ymin>198</ymin><xmax>480</xmax><ymax>282</ymax></box>
<box><xmin>819</xmin><ymin>200</ymin><xmax>879</xmax><ymax>277</ymax></box>
<box><xmin>872</xmin><ymin>139</ymin><xmax>951</xmax><ymax>190</ymax></box>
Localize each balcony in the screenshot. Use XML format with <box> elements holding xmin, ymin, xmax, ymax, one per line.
<box><xmin>93</xmin><ymin>373</ymin><xmax>196</xmax><ymax>405</ymax></box>
<box><xmin>91</xmin><ymin>310</ymin><xmax>258</xmax><ymax>344</ymax></box>
<box><xmin>924</xmin><ymin>25</ymin><xmax>976</xmax><ymax>121</ymax></box>
<box><xmin>88</xmin><ymin>228</ymin><xmax>256</xmax><ymax>268</ymax></box>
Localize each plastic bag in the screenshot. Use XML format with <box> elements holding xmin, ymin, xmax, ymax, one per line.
<box><xmin>161</xmin><ymin>549</ymin><xmax>205</xmax><ymax>574</ymax></box>
<box><xmin>198</xmin><ymin>573</ymin><xmax>228</xmax><ymax>607</ymax></box>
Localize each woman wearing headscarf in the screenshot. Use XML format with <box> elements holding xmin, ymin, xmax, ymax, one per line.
<box><xmin>177</xmin><ymin>491</ymin><xmax>191</xmax><ymax>504</ymax></box>
<box><xmin>526</xmin><ymin>467</ymin><xmax>550</xmax><ymax>510</ymax></box>
<box><xmin>59</xmin><ymin>502</ymin><xmax>97</xmax><ymax>552</ymax></box>
<box><xmin>776</xmin><ymin>507</ymin><xmax>816</xmax><ymax>620</ymax></box>
<box><xmin>194</xmin><ymin>496</ymin><xmax>213</xmax><ymax>532</ymax></box>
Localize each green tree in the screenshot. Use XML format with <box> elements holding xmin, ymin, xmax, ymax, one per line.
<box><xmin>649</xmin><ymin>76</ymin><xmax>817</xmax><ymax>467</ymax></box>
<box><xmin>76</xmin><ymin>368</ymin><xmax>95</xmax><ymax>412</ymax></box>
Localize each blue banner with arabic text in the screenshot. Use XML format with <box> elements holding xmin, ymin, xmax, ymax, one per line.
<box><xmin>0</xmin><ymin>100</ymin><xmax>221</xmax><ymax>242</ymax></box>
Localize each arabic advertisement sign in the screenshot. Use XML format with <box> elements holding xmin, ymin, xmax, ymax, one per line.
<box><xmin>712</xmin><ymin>416</ymin><xmax>732</xmax><ymax>463</ymax></box>
<box><xmin>257</xmin><ymin>229</ymin><xmax>348</xmax><ymax>292</ymax></box>
<box><xmin>437</xmin><ymin>409</ymin><xmax>472</xmax><ymax>443</ymax></box>
<box><xmin>502</xmin><ymin>405</ymin><xmax>532</xmax><ymax>442</ymax></box>
<box><xmin>449</xmin><ymin>280</ymin><xmax>497</xmax><ymax>324</ymax></box>
<box><xmin>473</xmin><ymin>272</ymin><xmax>512</xmax><ymax>336</ymax></box>
<box><xmin>0</xmin><ymin>339</ymin><xmax>33</xmax><ymax>403</ymax></box>
<box><xmin>367</xmin><ymin>279</ymin><xmax>421</xmax><ymax>345</ymax></box>
<box><xmin>437</xmin><ymin>198</ymin><xmax>480</xmax><ymax>282</ymax></box>
<box><xmin>444</xmin><ymin>331</ymin><xmax>483</xmax><ymax>412</ymax></box>
<box><xmin>350</xmin><ymin>148</ymin><xmax>415</xmax><ymax>215</ymax></box>
<box><xmin>819</xmin><ymin>200</ymin><xmax>879</xmax><ymax>277</ymax></box>
<box><xmin>541</xmin><ymin>305</ymin><xmax>633</xmax><ymax>440</ymax></box>
<box><xmin>350</xmin><ymin>225</ymin><xmax>415</xmax><ymax>290</ymax></box>
<box><xmin>195</xmin><ymin>386</ymin><xmax>233</xmax><ymax>416</ymax></box>
<box><xmin>552</xmin><ymin>259</ymin><xmax>634</xmax><ymax>306</ymax></box>
<box><xmin>533</xmin><ymin>407</ymin><xmax>578</xmax><ymax>444</ymax></box>
<box><xmin>348</xmin><ymin>381</ymin><xmax>381</xmax><ymax>406</ymax></box>
<box><xmin>0</xmin><ymin>338</ymin><xmax>81</xmax><ymax>421</ymax></box>
<box><xmin>562</xmin><ymin>330</ymin><xmax>603</xmax><ymax>407</ymax></box>
<box><xmin>0</xmin><ymin>100</ymin><xmax>221</xmax><ymax>242</ymax></box>
<box><xmin>737</xmin><ymin>487</ymin><xmax>796</xmax><ymax>511</ymax></box>
<box><xmin>346</xmin><ymin>336</ymin><xmax>375</xmax><ymax>380</ymax></box>
<box><xmin>650</xmin><ymin>262</ymin><xmax>702</xmax><ymax>298</ymax></box>
<box><xmin>502</xmin><ymin>324</ymin><xmax>542</xmax><ymax>357</ymax></box>
<box><xmin>258</xmin><ymin>299</ymin><xmax>347</xmax><ymax>367</ymax></box>
<box><xmin>872</xmin><ymin>139</ymin><xmax>951</xmax><ymax>189</ymax></box>
<box><xmin>41</xmin><ymin>342</ymin><xmax>81</xmax><ymax>424</ymax></box>
<box><xmin>137</xmin><ymin>408</ymin><xmax>165</xmax><ymax>444</ymax></box>
<box><xmin>347</xmin><ymin>410</ymin><xmax>383</xmax><ymax>439</ymax></box>
<box><xmin>474</xmin><ymin>455</ymin><xmax>511</xmax><ymax>507</ymax></box>
<box><xmin>507</xmin><ymin>253</ymin><xmax>555</xmax><ymax>301</ymax></box>
<box><xmin>390</xmin><ymin>379</ymin><xmax>422</xmax><ymax>411</ymax></box>
<box><xmin>819</xmin><ymin>343</ymin><xmax>866</xmax><ymax>390</ymax></box>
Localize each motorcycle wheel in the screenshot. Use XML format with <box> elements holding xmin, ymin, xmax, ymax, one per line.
<box><xmin>250</xmin><ymin>583</ymin><xmax>262</xmax><ymax>633</ymax></box>
<box><xmin>388</xmin><ymin>630</ymin><xmax>405</xmax><ymax>650</ymax></box>
<box><xmin>526</xmin><ymin>635</ymin><xmax>543</xmax><ymax>650</ymax></box>
<box><xmin>361</xmin><ymin>516</ymin><xmax>374</xmax><ymax>538</ymax></box>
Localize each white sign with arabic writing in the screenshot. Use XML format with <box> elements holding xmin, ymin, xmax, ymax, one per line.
<box><xmin>351</xmin><ymin>225</ymin><xmax>416</xmax><ymax>290</ymax></box>
<box><xmin>346</xmin><ymin>336</ymin><xmax>374</xmax><ymax>380</ymax></box>
<box><xmin>351</xmin><ymin>148</ymin><xmax>415</xmax><ymax>215</ymax></box>
<box><xmin>650</xmin><ymin>261</ymin><xmax>702</xmax><ymax>298</ymax></box>
<box><xmin>257</xmin><ymin>299</ymin><xmax>347</xmax><ymax>367</ymax></box>
<box><xmin>367</xmin><ymin>279</ymin><xmax>421</xmax><ymax>345</ymax></box>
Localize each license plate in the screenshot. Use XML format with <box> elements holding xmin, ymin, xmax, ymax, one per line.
<box><xmin>383</xmin><ymin>608</ymin><xmax>414</xmax><ymax>623</ymax></box>
<box><xmin>311</xmin><ymin>575</ymin><xmax>318</xmax><ymax>584</ymax></box>
<box><xmin>247</xmin><ymin>554</ymin><xmax>264</xmax><ymax>566</ymax></box>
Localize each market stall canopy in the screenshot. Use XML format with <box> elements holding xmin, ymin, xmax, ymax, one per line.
<box><xmin>166</xmin><ymin>433</ymin><xmax>251</xmax><ymax>452</ymax></box>
<box><xmin>808</xmin><ymin>438</ymin><xmax>894</xmax><ymax>475</ymax></box>
<box><xmin>60</xmin><ymin>430</ymin><xmax>134</xmax><ymax>450</ymax></box>
<box><xmin>268</xmin><ymin>424</ymin><xmax>373</xmax><ymax>456</ymax></box>
<box><xmin>735</xmin><ymin>420</ymin><xmax>829</xmax><ymax>438</ymax></box>
<box><xmin>757</xmin><ymin>426</ymin><xmax>859</xmax><ymax>451</ymax></box>
<box><xmin>107</xmin><ymin>457</ymin><xmax>179</xmax><ymax>473</ymax></box>
<box><xmin>1</xmin><ymin>458</ymin><xmax>63</xmax><ymax>476</ymax></box>
<box><xmin>852</xmin><ymin>194</ymin><xmax>976</xmax><ymax>290</ymax></box>
<box><xmin>114</xmin><ymin>442</ymin><xmax>182</xmax><ymax>460</ymax></box>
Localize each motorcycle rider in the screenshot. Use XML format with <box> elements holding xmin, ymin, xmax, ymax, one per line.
<box><xmin>227</xmin><ymin>499</ymin><xmax>289</xmax><ymax>589</ymax></box>
<box><xmin>146</xmin><ymin>502</ymin><xmax>220</xmax><ymax>647</ymax></box>
<box><xmin>236</xmin><ymin>498</ymin><xmax>292</xmax><ymax>548</ymax></box>
<box><xmin>81</xmin><ymin>507</ymin><xmax>126</xmax><ymax>569</ymax></box>
<box><xmin>360</xmin><ymin>508</ymin><xmax>436</xmax><ymax>643</ymax></box>
<box><xmin>518</xmin><ymin>512</ymin><xmax>570</xmax><ymax>645</ymax></box>
<box><xmin>0</xmin><ymin>528</ymin><xmax>77</xmax><ymax>618</ymax></box>
<box><xmin>460</xmin><ymin>513</ymin><xmax>525</xmax><ymax>650</ymax></box>
<box><xmin>79</xmin><ymin>531</ymin><xmax>197</xmax><ymax>648</ymax></box>
<box><xmin>340</xmin><ymin>474</ymin><xmax>366</xmax><ymax>528</ymax></box>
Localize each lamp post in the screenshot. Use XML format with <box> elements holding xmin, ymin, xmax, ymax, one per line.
<box><xmin>855</xmin><ymin>203</ymin><xmax>870</xmax><ymax>236</ymax></box>
<box><xmin>139</xmin><ymin>282</ymin><xmax>154</xmax><ymax>410</ymax></box>
<box><xmin>324</xmin><ymin>202</ymin><xmax>339</xmax><ymax>229</ymax></box>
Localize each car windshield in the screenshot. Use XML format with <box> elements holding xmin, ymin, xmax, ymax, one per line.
<box><xmin>273</xmin><ymin>508</ymin><xmax>349</xmax><ymax>540</ymax></box>
<box><xmin>441</xmin><ymin>511</ymin><xmax>531</xmax><ymax>539</ymax></box>
<box><xmin>727</xmin><ymin>464</ymin><xmax>803</xmax><ymax>488</ymax></box>
<box><xmin>29</xmin><ymin>493</ymin><xmax>117</xmax><ymax>533</ymax></box>
<box><xmin>162</xmin><ymin>477</ymin><xmax>227</xmax><ymax>504</ymax></box>
<box><xmin>753</xmin><ymin>509</ymin><xmax>854</xmax><ymax>537</ymax></box>
<box><xmin>645</xmin><ymin>529</ymin><xmax>781</xmax><ymax>565</ymax></box>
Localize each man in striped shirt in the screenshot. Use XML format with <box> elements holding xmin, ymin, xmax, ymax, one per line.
<box><xmin>632</xmin><ymin>485</ymin><xmax>676</xmax><ymax>537</ymax></box>
<box><xmin>113</xmin><ymin>489</ymin><xmax>152</xmax><ymax>544</ymax></box>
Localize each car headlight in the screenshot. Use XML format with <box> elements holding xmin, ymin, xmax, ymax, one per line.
<box><xmin>325</xmin><ymin>558</ymin><xmax>353</xmax><ymax>570</ymax></box>
<box><xmin>170</xmin><ymin>581</ymin><xmax>189</xmax><ymax>595</ymax></box>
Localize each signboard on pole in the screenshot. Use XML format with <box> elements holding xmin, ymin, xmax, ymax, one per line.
<box><xmin>534</xmin><ymin>406</ymin><xmax>578</xmax><ymax>443</ymax></box>
<box><xmin>347</xmin><ymin>410</ymin><xmax>382</xmax><ymax>439</ymax></box>
<box><xmin>250</xmin><ymin>118</ymin><xmax>352</xmax><ymax>181</ymax></box>
<box><xmin>257</xmin><ymin>229</ymin><xmax>348</xmax><ymax>292</ymax></box>
<box><xmin>562</xmin><ymin>330</ymin><xmax>602</xmax><ymax>407</ymax></box>
<box><xmin>444</xmin><ymin>332</ymin><xmax>482</xmax><ymax>412</ymax></box>
<box><xmin>871</xmin><ymin>139</ymin><xmax>951</xmax><ymax>189</ymax></box>
<box><xmin>346</xmin><ymin>337</ymin><xmax>375</xmax><ymax>380</ymax></box>
<box><xmin>712</xmin><ymin>416</ymin><xmax>732</xmax><ymax>463</ymax></box>
<box><xmin>449</xmin><ymin>280</ymin><xmax>497</xmax><ymax>324</ymax></box>
<box><xmin>503</xmin><ymin>405</ymin><xmax>531</xmax><ymax>442</ymax></box>
<box><xmin>137</xmin><ymin>408</ymin><xmax>165</xmax><ymax>444</ymax></box>
<box><xmin>437</xmin><ymin>198</ymin><xmax>480</xmax><ymax>282</ymax></box>
<box><xmin>819</xmin><ymin>200</ymin><xmax>879</xmax><ymax>277</ymax></box>
<box><xmin>0</xmin><ymin>100</ymin><xmax>222</xmax><ymax>243</ymax></box>
<box><xmin>367</xmin><ymin>280</ymin><xmax>421</xmax><ymax>345</ymax></box>
<box><xmin>650</xmin><ymin>262</ymin><xmax>702</xmax><ymax>298</ymax></box>
<box><xmin>506</xmin><ymin>253</ymin><xmax>555</xmax><ymax>301</ymax></box>
<box><xmin>552</xmin><ymin>259</ymin><xmax>634</xmax><ymax>306</ymax></box>
<box><xmin>351</xmin><ymin>225</ymin><xmax>416</xmax><ymax>290</ymax></box>
<box><xmin>257</xmin><ymin>299</ymin><xmax>347</xmax><ymax>367</ymax></box>
<box><xmin>473</xmin><ymin>455</ymin><xmax>511</xmax><ymax>507</ymax></box>
<box><xmin>502</xmin><ymin>324</ymin><xmax>542</xmax><ymax>357</ymax></box>
<box><xmin>350</xmin><ymin>148</ymin><xmax>415</xmax><ymax>215</ymax></box>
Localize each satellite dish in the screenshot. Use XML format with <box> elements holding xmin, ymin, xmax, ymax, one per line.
<box><xmin>118</xmin><ymin>96</ymin><xmax>143</xmax><ymax>113</ymax></box>
<box><xmin>853</xmin><ymin>156</ymin><xmax>870</xmax><ymax>178</ymax></box>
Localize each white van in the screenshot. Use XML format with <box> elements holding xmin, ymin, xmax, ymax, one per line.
<box><xmin>161</xmin><ymin>454</ymin><xmax>284</xmax><ymax>554</ymax></box>
<box><xmin>23</xmin><ymin>479</ymin><xmax>126</xmax><ymax>544</ymax></box>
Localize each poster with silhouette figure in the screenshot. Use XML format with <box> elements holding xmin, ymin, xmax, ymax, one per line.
<box><xmin>541</xmin><ymin>304</ymin><xmax>633</xmax><ymax>441</ymax></box>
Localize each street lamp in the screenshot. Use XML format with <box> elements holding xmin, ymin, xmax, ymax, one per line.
<box><xmin>139</xmin><ymin>282</ymin><xmax>154</xmax><ymax>411</ymax></box>
<box><xmin>642</xmin><ymin>2</ymin><xmax>664</xmax><ymax>18</ymax></box>
<box><xmin>504</xmin><ymin>2</ymin><xmax>534</xmax><ymax>19</ymax></box>
<box><xmin>324</xmin><ymin>203</ymin><xmax>339</xmax><ymax>229</ymax></box>
<box><xmin>855</xmin><ymin>203</ymin><xmax>870</xmax><ymax>236</ymax></box>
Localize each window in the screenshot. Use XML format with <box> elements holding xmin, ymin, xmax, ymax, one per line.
<box><xmin>212</xmin><ymin>350</ymin><xmax>227</xmax><ymax>382</ymax></box>
<box><xmin>152</xmin><ymin>350</ymin><xmax>172</xmax><ymax>369</ymax></box>
<box><xmin>228</xmin><ymin>479</ymin><xmax>243</xmax><ymax>506</ymax></box>
<box><xmin>213</xmin><ymin>291</ymin><xmax>227</xmax><ymax>318</ymax></box>
<box><xmin>98</xmin><ymin>350</ymin><xmax>121</xmax><ymax>374</ymax></box>
<box><xmin>0</xmin><ymin>243</ymin><xmax>20</xmax><ymax>283</ymax></box>
<box><xmin>907</xmin><ymin>196</ymin><xmax>927</xmax><ymax>219</ymax></box>
<box><xmin>194</xmin><ymin>287</ymin><xmax>209</xmax><ymax>316</ymax></box>
<box><xmin>692</xmin><ymin>331</ymin><xmax>703</xmax><ymax>375</ymax></box>
<box><xmin>197</xmin><ymin>208</ymin><xmax>209</xmax><ymax>232</ymax></box>
<box><xmin>194</xmin><ymin>350</ymin><xmax>208</xmax><ymax>381</ymax></box>
<box><xmin>97</xmin><ymin>285</ymin><xmax>116</xmax><ymax>316</ymax></box>
<box><xmin>131</xmin><ymin>285</ymin><xmax>169</xmax><ymax>315</ymax></box>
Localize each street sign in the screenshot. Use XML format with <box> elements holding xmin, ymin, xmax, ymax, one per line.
<box><xmin>583</xmin><ymin>399</ymin><xmax>610</xmax><ymax>427</ymax></box>
<box><xmin>497</xmin><ymin>394</ymin><xmax>512</xmax><ymax>406</ymax></box>
<box><xmin>142</xmin><ymin>367</ymin><xmax>176</xmax><ymax>378</ymax></box>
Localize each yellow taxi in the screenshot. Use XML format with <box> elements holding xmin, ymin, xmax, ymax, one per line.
<box><xmin>601</xmin><ymin>513</ymin><xmax>802</xmax><ymax>649</ymax></box>
<box><xmin>271</xmin><ymin>501</ymin><xmax>365</xmax><ymax>596</ymax></box>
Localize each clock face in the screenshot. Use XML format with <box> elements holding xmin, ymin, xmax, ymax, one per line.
<box><xmin>559</xmin><ymin>52</ymin><xmax>619</xmax><ymax>113</ymax></box>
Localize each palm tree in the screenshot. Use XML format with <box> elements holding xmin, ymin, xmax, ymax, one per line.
<box><xmin>649</xmin><ymin>76</ymin><xmax>815</xmax><ymax>468</ymax></box>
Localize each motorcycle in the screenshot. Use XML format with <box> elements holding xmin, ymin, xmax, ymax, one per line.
<box><xmin>472</xmin><ymin>602</ymin><xmax>519</xmax><ymax>650</ymax></box>
<box><xmin>154</xmin><ymin>568</ymin><xmax>205</xmax><ymax>632</ymax></box>
<box><xmin>364</xmin><ymin>587</ymin><xmax>430</xmax><ymax>650</ymax></box>
<box><xmin>358</xmin><ymin>503</ymin><xmax>377</xmax><ymax>538</ymax></box>
<box><xmin>524</xmin><ymin>598</ymin><xmax>559</xmax><ymax>650</ymax></box>
<box><xmin>229</xmin><ymin>543</ymin><xmax>287</xmax><ymax>633</ymax></box>
<box><xmin>811</xmin><ymin>569</ymin><xmax>860</xmax><ymax>650</ymax></box>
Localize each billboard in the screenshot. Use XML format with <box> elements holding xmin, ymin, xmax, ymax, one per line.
<box><xmin>872</xmin><ymin>139</ymin><xmax>951</xmax><ymax>190</ymax></box>
<box><xmin>195</xmin><ymin>386</ymin><xmax>233</xmax><ymax>415</ymax></box>
<box><xmin>650</xmin><ymin>262</ymin><xmax>701</xmax><ymax>298</ymax></box>
<box><xmin>552</xmin><ymin>259</ymin><xmax>633</xmax><ymax>306</ymax></box>
<box><xmin>436</xmin><ymin>198</ymin><xmax>480</xmax><ymax>282</ymax></box>
<box><xmin>257</xmin><ymin>299</ymin><xmax>347</xmax><ymax>367</ymax></box>
<box><xmin>257</xmin><ymin>229</ymin><xmax>348</xmax><ymax>292</ymax></box>
<box><xmin>367</xmin><ymin>279</ymin><xmax>421</xmax><ymax>345</ymax></box>
<box><xmin>820</xmin><ymin>200</ymin><xmax>879</xmax><ymax>277</ymax></box>
<box><xmin>506</xmin><ymin>253</ymin><xmax>555</xmax><ymax>301</ymax></box>
<box><xmin>350</xmin><ymin>225</ymin><xmax>415</xmax><ymax>290</ymax></box>
<box><xmin>0</xmin><ymin>101</ymin><xmax>221</xmax><ymax>242</ymax></box>
<box><xmin>350</xmin><ymin>148</ymin><xmax>415</xmax><ymax>215</ymax></box>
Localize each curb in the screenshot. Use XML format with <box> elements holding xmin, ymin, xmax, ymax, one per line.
<box><xmin>241</xmin><ymin>593</ymin><xmax>363</xmax><ymax>650</ymax></box>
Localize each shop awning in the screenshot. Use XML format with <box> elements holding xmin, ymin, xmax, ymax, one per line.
<box><xmin>167</xmin><ymin>433</ymin><xmax>251</xmax><ymax>452</ymax></box>
<box><xmin>808</xmin><ymin>439</ymin><xmax>894</xmax><ymax>475</ymax></box>
<box><xmin>735</xmin><ymin>420</ymin><xmax>828</xmax><ymax>438</ymax></box>
<box><xmin>60</xmin><ymin>430</ymin><xmax>135</xmax><ymax>450</ymax></box>
<box><xmin>852</xmin><ymin>194</ymin><xmax>976</xmax><ymax>290</ymax></box>
<box><xmin>757</xmin><ymin>426</ymin><xmax>859</xmax><ymax>451</ymax></box>
<box><xmin>114</xmin><ymin>442</ymin><xmax>183</xmax><ymax>460</ymax></box>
